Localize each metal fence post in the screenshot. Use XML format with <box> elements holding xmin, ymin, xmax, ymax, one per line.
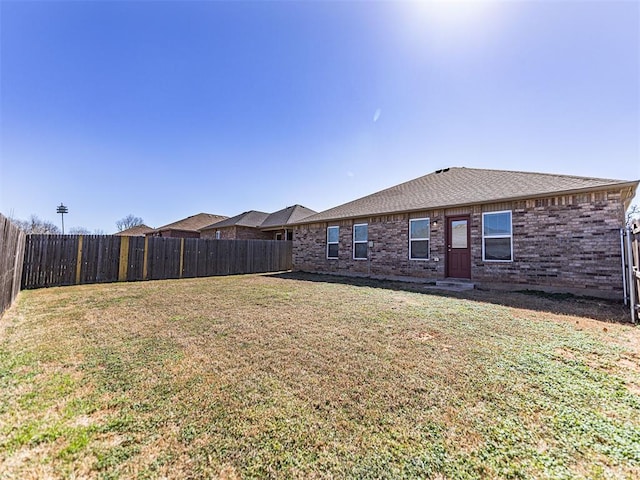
<box><xmin>625</xmin><ymin>226</ymin><xmax>637</xmax><ymax>324</ymax></box>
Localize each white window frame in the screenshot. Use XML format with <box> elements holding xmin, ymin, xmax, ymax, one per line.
<box><xmin>409</xmin><ymin>218</ymin><xmax>430</xmax><ymax>260</ymax></box>
<box><xmin>482</xmin><ymin>210</ymin><xmax>513</xmax><ymax>262</ymax></box>
<box><xmin>353</xmin><ymin>223</ymin><xmax>368</xmax><ymax>260</ymax></box>
<box><xmin>215</xmin><ymin>230</ymin><xmax>221</xmax><ymax>240</ymax></box>
<box><xmin>327</xmin><ymin>226</ymin><xmax>339</xmax><ymax>259</ymax></box>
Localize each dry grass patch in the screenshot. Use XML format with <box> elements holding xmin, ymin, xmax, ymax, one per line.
<box><xmin>1</xmin><ymin>273</ymin><xmax>639</xmax><ymax>479</ymax></box>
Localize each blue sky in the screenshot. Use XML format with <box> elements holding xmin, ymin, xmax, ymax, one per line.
<box><xmin>1</xmin><ymin>0</ymin><xmax>638</xmax><ymax>233</ymax></box>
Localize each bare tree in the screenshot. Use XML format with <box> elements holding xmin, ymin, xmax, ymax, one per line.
<box><xmin>68</xmin><ymin>226</ymin><xmax>91</xmax><ymax>235</ymax></box>
<box><xmin>116</xmin><ymin>214</ymin><xmax>144</xmax><ymax>232</ymax></box>
<box><xmin>627</xmin><ymin>204</ymin><xmax>639</xmax><ymax>227</ymax></box>
<box><xmin>12</xmin><ymin>215</ymin><xmax>61</xmax><ymax>234</ymax></box>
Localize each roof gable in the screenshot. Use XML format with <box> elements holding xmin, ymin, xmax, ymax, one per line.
<box><xmin>155</xmin><ymin>213</ymin><xmax>228</xmax><ymax>232</ymax></box>
<box><xmin>201</xmin><ymin>210</ymin><xmax>270</xmax><ymax>230</ymax></box>
<box><xmin>260</xmin><ymin>205</ymin><xmax>317</xmax><ymax>229</ymax></box>
<box><xmin>298</xmin><ymin>167</ymin><xmax>638</xmax><ymax>224</ymax></box>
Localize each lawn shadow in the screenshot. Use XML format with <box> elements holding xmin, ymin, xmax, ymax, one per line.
<box><xmin>268</xmin><ymin>271</ymin><xmax>631</xmax><ymax>324</ymax></box>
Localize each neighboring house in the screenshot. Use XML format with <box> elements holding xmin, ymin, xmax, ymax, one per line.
<box><xmin>200</xmin><ymin>211</ymin><xmax>272</xmax><ymax>240</ymax></box>
<box><xmin>200</xmin><ymin>205</ymin><xmax>316</xmax><ymax>240</ymax></box>
<box><xmin>291</xmin><ymin>167</ymin><xmax>639</xmax><ymax>299</ymax></box>
<box><xmin>147</xmin><ymin>213</ymin><xmax>228</xmax><ymax>238</ymax></box>
<box><xmin>260</xmin><ymin>205</ymin><xmax>317</xmax><ymax>240</ymax></box>
<box><xmin>114</xmin><ymin>224</ymin><xmax>155</xmax><ymax>237</ymax></box>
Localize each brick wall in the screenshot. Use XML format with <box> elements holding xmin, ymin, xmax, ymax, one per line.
<box><xmin>157</xmin><ymin>229</ymin><xmax>200</xmax><ymax>238</ymax></box>
<box><xmin>200</xmin><ymin>226</ymin><xmax>272</xmax><ymax>240</ymax></box>
<box><xmin>293</xmin><ymin>189</ymin><xmax>627</xmax><ymax>298</ymax></box>
<box><xmin>200</xmin><ymin>226</ymin><xmax>234</xmax><ymax>240</ymax></box>
<box><xmin>235</xmin><ymin>226</ymin><xmax>272</xmax><ymax>240</ymax></box>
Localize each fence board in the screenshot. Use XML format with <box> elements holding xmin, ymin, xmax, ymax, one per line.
<box><xmin>127</xmin><ymin>236</ymin><xmax>146</xmax><ymax>282</ymax></box>
<box><xmin>0</xmin><ymin>214</ymin><xmax>26</xmax><ymax>316</ymax></box>
<box><xmin>21</xmin><ymin>235</ymin><xmax>292</xmax><ymax>289</ymax></box>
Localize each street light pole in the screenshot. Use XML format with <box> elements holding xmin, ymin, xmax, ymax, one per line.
<box><xmin>56</xmin><ymin>203</ymin><xmax>68</xmax><ymax>234</ymax></box>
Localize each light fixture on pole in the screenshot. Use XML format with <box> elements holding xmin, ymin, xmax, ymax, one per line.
<box><xmin>56</xmin><ymin>203</ymin><xmax>68</xmax><ymax>234</ymax></box>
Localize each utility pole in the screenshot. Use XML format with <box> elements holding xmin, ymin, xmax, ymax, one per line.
<box><xmin>56</xmin><ymin>203</ymin><xmax>68</xmax><ymax>234</ymax></box>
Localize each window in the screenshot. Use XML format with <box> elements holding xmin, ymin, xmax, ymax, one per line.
<box><xmin>275</xmin><ymin>233</ymin><xmax>282</xmax><ymax>241</ymax></box>
<box><xmin>215</xmin><ymin>230</ymin><xmax>221</xmax><ymax>240</ymax></box>
<box><xmin>409</xmin><ymin>218</ymin><xmax>430</xmax><ymax>260</ymax></box>
<box><xmin>450</xmin><ymin>220</ymin><xmax>468</xmax><ymax>248</ymax></box>
<box><xmin>327</xmin><ymin>226</ymin><xmax>339</xmax><ymax>259</ymax></box>
<box><xmin>353</xmin><ymin>223</ymin><xmax>368</xmax><ymax>260</ymax></box>
<box><xmin>483</xmin><ymin>211</ymin><xmax>512</xmax><ymax>261</ymax></box>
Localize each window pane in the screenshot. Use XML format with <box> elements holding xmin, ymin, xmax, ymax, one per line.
<box><xmin>354</xmin><ymin>224</ymin><xmax>368</xmax><ymax>242</ymax></box>
<box><xmin>410</xmin><ymin>240</ymin><xmax>429</xmax><ymax>259</ymax></box>
<box><xmin>328</xmin><ymin>243</ymin><xmax>339</xmax><ymax>258</ymax></box>
<box><xmin>354</xmin><ymin>242</ymin><xmax>368</xmax><ymax>259</ymax></box>
<box><xmin>484</xmin><ymin>238</ymin><xmax>512</xmax><ymax>261</ymax></box>
<box><xmin>327</xmin><ymin>226</ymin><xmax>339</xmax><ymax>243</ymax></box>
<box><xmin>484</xmin><ymin>212</ymin><xmax>511</xmax><ymax>236</ymax></box>
<box><xmin>410</xmin><ymin>219</ymin><xmax>429</xmax><ymax>239</ymax></box>
<box><xmin>451</xmin><ymin>220</ymin><xmax>467</xmax><ymax>248</ymax></box>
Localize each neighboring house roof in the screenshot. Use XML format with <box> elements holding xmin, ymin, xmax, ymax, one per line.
<box><xmin>297</xmin><ymin>167</ymin><xmax>639</xmax><ymax>224</ymax></box>
<box><xmin>153</xmin><ymin>213</ymin><xmax>228</xmax><ymax>233</ymax></box>
<box><xmin>201</xmin><ymin>211</ymin><xmax>270</xmax><ymax>231</ymax></box>
<box><xmin>260</xmin><ymin>205</ymin><xmax>317</xmax><ymax>230</ymax></box>
<box><xmin>114</xmin><ymin>224</ymin><xmax>154</xmax><ymax>236</ymax></box>
<box><xmin>201</xmin><ymin>206</ymin><xmax>318</xmax><ymax>232</ymax></box>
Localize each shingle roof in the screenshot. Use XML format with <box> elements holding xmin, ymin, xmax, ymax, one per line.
<box><xmin>260</xmin><ymin>205</ymin><xmax>317</xmax><ymax>229</ymax></box>
<box><xmin>201</xmin><ymin>211</ymin><xmax>270</xmax><ymax>230</ymax></box>
<box><xmin>297</xmin><ymin>167</ymin><xmax>638</xmax><ymax>224</ymax></box>
<box><xmin>114</xmin><ymin>224</ymin><xmax>155</xmax><ymax>236</ymax></box>
<box><xmin>155</xmin><ymin>213</ymin><xmax>228</xmax><ymax>233</ymax></box>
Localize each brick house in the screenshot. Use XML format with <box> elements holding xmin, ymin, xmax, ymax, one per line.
<box><xmin>291</xmin><ymin>167</ymin><xmax>639</xmax><ymax>299</ymax></box>
<box><xmin>200</xmin><ymin>205</ymin><xmax>316</xmax><ymax>240</ymax></box>
<box><xmin>147</xmin><ymin>213</ymin><xmax>228</xmax><ymax>238</ymax></box>
<box><xmin>260</xmin><ymin>205</ymin><xmax>317</xmax><ymax>240</ymax></box>
<box><xmin>200</xmin><ymin>211</ymin><xmax>273</xmax><ymax>240</ymax></box>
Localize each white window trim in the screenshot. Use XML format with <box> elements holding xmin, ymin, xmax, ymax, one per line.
<box><xmin>409</xmin><ymin>218</ymin><xmax>430</xmax><ymax>261</ymax></box>
<box><xmin>215</xmin><ymin>230</ymin><xmax>221</xmax><ymax>240</ymax></box>
<box><xmin>482</xmin><ymin>210</ymin><xmax>513</xmax><ymax>262</ymax></box>
<box><xmin>353</xmin><ymin>223</ymin><xmax>368</xmax><ymax>260</ymax></box>
<box><xmin>327</xmin><ymin>226</ymin><xmax>339</xmax><ymax>259</ymax></box>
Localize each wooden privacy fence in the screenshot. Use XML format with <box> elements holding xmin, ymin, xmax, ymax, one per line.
<box><xmin>0</xmin><ymin>214</ymin><xmax>26</xmax><ymax>316</ymax></box>
<box><xmin>22</xmin><ymin>235</ymin><xmax>293</xmax><ymax>289</ymax></box>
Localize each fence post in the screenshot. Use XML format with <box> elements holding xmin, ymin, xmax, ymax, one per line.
<box><xmin>75</xmin><ymin>235</ymin><xmax>84</xmax><ymax>285</ymax></box>
<box><xmin>621</xmin><ymin>228</ymin><xmax>628</xmax><ymax>306</ymax></box>
<box><xmin>179</xmin><ymin>238</ymin><xmax>185</xmax><ymax>279</ymax></box>
<box><xmin>143</xmin><ymin>237</ymin><xmax>149</xmax><ymax>280</ymax></box>
<box><xmin>118</xmin><ymin>236</ymin><xmax>129</xmax><ymax>282</ymax></box>
<box><xmin>626</xmin><ymin>226</ymin><xmax>637</xmax><ymax>324</ymax></box>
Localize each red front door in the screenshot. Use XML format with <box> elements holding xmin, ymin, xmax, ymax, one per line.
<box><xmin>446</xmin><ymin>216</ymin><xmax>471</xmax><ymax>279</ymax></box>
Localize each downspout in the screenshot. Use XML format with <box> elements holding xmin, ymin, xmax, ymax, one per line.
<box><xmin>621</xmin><ymin>228</ymin><xmax>628</xmax><ymax>306</ymax></box>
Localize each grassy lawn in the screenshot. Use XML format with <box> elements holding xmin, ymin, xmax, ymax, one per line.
<box><xmin>1</xmin><ymin>273</ymin><xmax>639</xmax><ymax>479</ymax></box>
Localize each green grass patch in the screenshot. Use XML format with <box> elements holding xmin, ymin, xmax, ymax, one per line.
<box><xmin>1</xmin><ymin>274</ymin><xmax>638</xmax><ymax>478</ymax></box>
